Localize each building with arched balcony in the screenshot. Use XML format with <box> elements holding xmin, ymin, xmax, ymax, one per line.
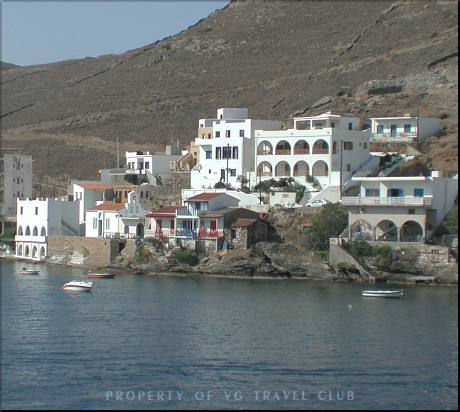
<box><xmin>15</xmin><ymin>197</ymin><xmax>80</xmax><ymax>261</ymax></box>
<box><xmin>255</xmin><ymin>111</ymin><xmax>375</xmax><ymax>200</ymax></box>
<box><xmin>343</xmin><ymin>171</ymin><xmax>458</xmax><ymax>243</ymax></box>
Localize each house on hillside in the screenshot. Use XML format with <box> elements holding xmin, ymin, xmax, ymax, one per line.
<box><xmin>230</xmin><ymin>218</ymin><xmax>267</xmax><ymax>250</ymax></box>
<box><xmin>145</xmin><ymin>192</ymin><xmax>264</xmax><ymax>252</ymax></box>
<box><xmin>370</xmin><ymin>115</ymin><xmax>441</xmax><ymax>143</ymax></box>
<box><xmin>15</xmin><ymin>196</ymin><xmax>80</xmax><ymax>261</ymax></box>
<box><xmin>255</xmin><ymin>111</ymin><xmax>375</xmax><ymax>202</ymax></box>
<box><xmin>191</xmin><ymin>108</ymin><xmax>281</xmax><ymax>190</ymax></box>
<box><xmin>342</xmin><ymin>171</ymin><xmax>458</xmax><ymax>243</ymax></box>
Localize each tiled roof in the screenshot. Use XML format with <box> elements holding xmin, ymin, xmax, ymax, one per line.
<box><xmin>76</xmin><ymin>183</ymin><xmax>113</xmax><ymax>190</ymax></box>
<box><xmin>88</xmin><ymin>203</ymin><xmax>125</xmax><ymax>211</ymax></box>
<box><xmin>231</xmin><ymin>218</ymin><xmax>256</xmax><ymax>228</ymax></box>
<box><xmin>186</xmin><ymin>192</ymin><xmax>223</xmax><ymax>201</ymax></box>
<box><xmin>145</xmin><ymin>206</ymin><xmax>186</xmax><ymax>218</ymax></box>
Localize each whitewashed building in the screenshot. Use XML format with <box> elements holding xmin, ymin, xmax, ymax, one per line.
<box><xmin>15</xmin><ymin>197</ymin><xmax>80</xmax><ymax>260</ymax></box>
<box><xmin>342</xmin><ymin>171</ymin><xmax>458</xmax><ymax>242</ymax></box>
<box><xmin>191</xmin><ymin>108</ymin><xmax>281</xmax><ymax>190</ymax></box>
<box><xmin>255</xmin><ymin>111</ymin><xmax>374</xmax><ymax>199</ymax></box>
<box><xmin>370</xmin><ymin>115</ymin><xmax>441</xmax><ymax>142</ymax></box>
<box><xmin>0</xmin><ymin>150</ymin><xmax>33</xmax><ymax>234</ymax></box>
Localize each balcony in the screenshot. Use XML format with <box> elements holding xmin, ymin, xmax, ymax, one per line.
<box><xmin>198</xmin><ymin>229</ymin><xmax>223</xmax><ymax>238</ymax></box>
<box><xmin>293</xmin><ymin>149</ymin><xmax>310</xmax><ymax>155</ymax></box>
<box><xmin>341</xmin><ymin>196</ymin><xmax>433</xmax><ymax>207</ymax></box>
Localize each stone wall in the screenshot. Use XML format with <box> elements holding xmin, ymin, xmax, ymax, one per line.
<box><xmin>47</xmin><ymin>236</ymin><xmax>124</xmax><ymax>267</ymax></box>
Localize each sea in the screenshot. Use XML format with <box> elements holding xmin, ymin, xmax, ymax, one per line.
<box><xmin>1</xmin><ymin>259</ymin><xmax>458</xmax><ymax>410</ymax></box>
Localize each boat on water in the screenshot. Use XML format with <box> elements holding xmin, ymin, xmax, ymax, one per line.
<box><xmin>20</xmin><ymin>267</ymin><xmax>40</xmax><ymax>275</ymax></box>
<box><xmin>63</xmin><ymin>280</ymin><xmax>93</xmax><ymax>292</ymax></box>
<box><xmin>362</xmin><ymin>290</ymin><xmax>404</xmax><ymax>298</ymax></box>
<box><xmin>85</xmin><ymin>272</ymin><xmax>115</xmax><ymax>279</ymax></box>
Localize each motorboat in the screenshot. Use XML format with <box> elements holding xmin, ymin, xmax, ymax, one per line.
<box><xmin>63</xmin><ymin>280</ymin><xmax>93</xmax><ymax>292</ymax></box>
<box><xmin>362</xmin><ymin>290</ymin><xmax>404</xmax><ymax>298</ymax></box>
<box><xmin>20</xmin><ymin>267</ymin><xmax>40</xmax><ymax>275</ymax></box>
<box><xmin>85</xmin><ymin>271</ymin><xmax>115</xmax><ymax>279</ymax></box>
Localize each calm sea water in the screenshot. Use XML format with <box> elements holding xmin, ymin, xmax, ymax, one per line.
<box><xmin>1</xmin><ymin>260</ymin><xmax>457</xmax><ymax>410</ymax></box>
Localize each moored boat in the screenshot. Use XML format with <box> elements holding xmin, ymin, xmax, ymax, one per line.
<box><xmin>63</xmin><ymin>280</ymin><xmax>93</xmax><ymax>292</ymax></box>
<box><xmin>362</xmin><ymin>290</ymin><xmax>404</xmax><ymax>298</ymax></box>
<box><xmin>20</xmin><ymin>267</ymin><xmax>40</xmax><ymax>275</ymax></box>
<box><xmin>85</xmin><ymin>272</ymin><xmax>115</xmax><ymax>279</ymax></box>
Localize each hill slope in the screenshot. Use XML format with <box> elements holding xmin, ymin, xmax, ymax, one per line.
<box><xmin>1</xmin><ymin>0</ymin><xmax>458</xmax><ymax>184</ymax></box>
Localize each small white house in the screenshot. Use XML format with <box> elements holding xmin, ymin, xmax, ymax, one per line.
<box><xmin>15</xmin><ymin>197</ymin><xmax>80</xmax><ymax>260</ymax></box>
<box><xmin>85</xmin><ymin>203</ymin><xmax>126</xmax><ymax>238</ymax></box>
<box><xmin>370</xmin><ymin>115</ymin><xmax>441</xmax><ymax>142</ymax></box>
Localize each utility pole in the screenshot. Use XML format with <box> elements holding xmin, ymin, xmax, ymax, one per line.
<box><xmin>339</xmin><ymin>140</ymin><xmax>343</xmax><ymax>200</ymax></box>
<box><xmin>226</xmin><ymin>143</ymin><xmax>230</xmax><ymax>186</ymax></box>
<box><xmin>116</xmin><ymin>137</ymin><xmax>120</xmax><ymax>168</ymax></box>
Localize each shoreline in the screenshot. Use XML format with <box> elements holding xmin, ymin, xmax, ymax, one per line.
<box><xmin>3</xmin><ymin>256</ymin><xmax>456</xmax><ymax>286</ymax></box>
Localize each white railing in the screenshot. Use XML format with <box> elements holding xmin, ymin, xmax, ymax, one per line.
<box><xmin>341</xmin><ymin>196</ymin><xmax>433</xmax><ymax>206</ymax></box>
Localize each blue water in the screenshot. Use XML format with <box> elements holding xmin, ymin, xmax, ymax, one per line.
<box><xmin>1</xmin><ymin>260</ymin><xmax>458</xmax><ymax>410</ymax></box>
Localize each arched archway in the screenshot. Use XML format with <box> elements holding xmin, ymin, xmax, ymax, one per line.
<box><xmin>39</xmin><ymin>246</ymin><xmax>46</xmax><ymax>259</ymax></box>
<box><xmin>312</xmin><ymin>160</ymin><xmax>329</xmax><ymax>177</ymax></box>
<box><xmin>32</xmin><ymin>246</ymin><xmax>38</xmax><ymax>258</ymax></box>
<box><xmin>25</xmin><ymin>245</ymin><xmax>30</xmax><ymax>257</ymax></box>
<box><xmin>136</xmin><ymin>223</ymin><xmax>144</xmax><ymax>239</ymax></box>
<box><xmin>312</xmin><ymin>139</ymin><xmax>329</xmax><ymax>154</ymax></box>
<box><xmin>293</xmin><ymin>161</ymin><xmax>309</xmax><ymax>177</ymax></box>
<box><xmin>275</xmin><ymin>141</ymin><xmax>291</xmax><ymax>156</ymax></box>
<box><xmin>257</xmin><ymin>141</ymin><xmax>273</xmax><ymax>155</ymax></box>
<box><xmin>33</xmin><ymin>227</ymin><xmax>38</xmax><ymax>236</ymax></box>
<box><xmin>400</xmin><ymin>220</ymin><xmax>424</xmax><ymax>242</ymax></box>
<box><xmin>18</xmin><ymin>226</ymin><xmax>24</xmax><ymax>235</ymax></box>
<box><xmin>17</xmin><ymin>244</ymin><xmax>23</xmax><ymax>256</ymax></box>
<box><xmin>294</xmin><ymin>140</ymin><xmax>309</xmax><ymax>155</ymax></box>
<box><xmin>40</xmin><ymin>227</ymin><xmax>47</xmax><ymax>236</ymax></box>
<box><xmin>275</xmin><ymin>161</ymin><xmax>291</xmax><ymax>177</ymax></box>
<box><xmin>257</xmin><ymin>161</ymin><xmax>273</xmax><ymax>177</ymax></box>
<box><xmin>350</xmin><ymin>219</ymin><xmax>374</xmax><ymax>241</ymax></box>
<box><xmin>376</xmin><ymin>219</ymin><xmax>398</xmax><ymax>241</ymax></box>
<box><xmin>25</xmin><ymin>226</ymin><xmax>31</xmax><ymax>236</ymax></box>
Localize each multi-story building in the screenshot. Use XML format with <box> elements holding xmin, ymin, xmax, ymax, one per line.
<box><xmin>342</xmin><ymin>171</ymin><xmax>458</xmax><ymax>242</ymax></box>
<box><xmin>370</xmin><ymin>114</ymin><xmax>441</xmax><ymax>143</ymax></box>
<box><xmin>255</xmin><ymin>111</ymin><xmax>374</xmax><ymax>198</ymax></box>
<box><xmin>191</xmin><ymin>108</ymin><xmax>281</xmax><ymax>190</ymax></box>
<box><xmin>0</xmin><ymin>150</ymin><xmax>33</xmax><ymax>234</ymax></box>
<box><xmin>15</xmin><ymin>197</ymin><xmax>80</xmax><ymax>260</ymax></box>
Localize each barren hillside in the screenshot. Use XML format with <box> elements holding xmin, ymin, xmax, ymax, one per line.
<box><xmin>1</xmin><ymin>0</ymin><xmax>458</xmax><ymax>188</ymax></box>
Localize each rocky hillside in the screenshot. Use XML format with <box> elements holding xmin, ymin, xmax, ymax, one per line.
<box><xmin>1</xmin><ymin>0</ymin><xmax>458</xmax><ymax>189</ymax></box>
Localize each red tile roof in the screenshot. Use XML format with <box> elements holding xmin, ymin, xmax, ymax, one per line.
<box><xmin>76</xmin><ymin>183</ymin><xmax>113</xmax><ymax>191</ymax></box>
<box><xmin>231</xmin><ymin>218</ymin><xmax>257</xmax><ymax>228</ymax></box>
<box><xmin>145</xmin><ymin>205</ymin><xmax>186</xmax><ymax>218</ymax></box>
<box><xmin>88</xmin><ymin>203</ymin><xmax>126</xmax><ymax>211</ymax></box>
<box><xmin>186</xmin><ymin>192</ymin><xmax>223</xmax><ymax>202</ymax></box>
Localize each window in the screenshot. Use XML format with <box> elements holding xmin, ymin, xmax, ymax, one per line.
<box><xmin>344</xmin><ymin>142</ymin><xmax>353</xmax><ymax>150</ymax></box>
<box><xmin>376</xmin><ymin>125</ymin><xmax>384</xmax><ymax>134</ymax></box>
<box><xmin>408</xmin><ymin>209</ymin><xmax>416</xmax><ymax>215</ymax></box>
<box><xmin>223</xmin><ymin>146</ymin><xmax>231</xmax><ymax>159</ymax></box>
<box><xmin>215</xmin><ymin>148</ymin><xmax>221</xmax><ymax>159</ymax></box>
<box><xmin>226</xmin><ymin>130</ymin><xmax>231</xmax><ymax>138</ymax></box>
<box><xmin>348</xmin><ymin>122</ymin><xmax>353</xmax><ymax>130</ymax></box>
<box><xmin>414</xmin><ymin>188</ymin><xmax>424</xmax><ymax>197</ymax></box>
<box><xmin>239</xmin><ymin>130</ymin><xmax>244</xmax><ymax>137</ymax></box>
<box><xmin>387</xmin><ymin>188</ymin><xmax>403</xmax><ymax>197</ymax></box>
<box><xmin>35</xmin><ymin>207</ymin><xmax>38</xmax><ymax>215</ymax></box>
<box><xmin>215</xmin><ymin>131</ymin><xmax>221</xmax><ymax>138</ymax></box>
<box><xmin>20</xmin><ymin>207</ymin><xmax>23</xmax><ymax>214</ymax></box>
<box><xmin>93</xmin><ymin>218</ymin><xmax>97</xmax><ymax>229</ymax></box>
<box><xmin>145</xmin><ymin>162</ymin><xmax>150</xmax><ymax>169</ymax></box>
<box><xmin>331</xmin><ymin>122</ymin><xmax>335</xmax><ymax>128</ymax></box>
<box><xmin>232</xmin><ymin>146</ymin><xmax>238</xmax><ymax>159</ymax></box>
<box><xmin>105</xmin><ymin>218</ymin><xmax>110</xmax><ymax>230</ymax></box>
<box><xmin>346</xmin><ymin>164</ymin><xmax>351</xmax><ymax>172</ymax></box>
<box><xmin>364</xmin><ymin>142</ymin><xmax>368</xmax><ymax>149</ymax></box>
<box><xmin>230</xmin><ymin>169</ymin><xmax>237</xmax><ymax>177</ymax></box>
<box><xmin>404</xmin><ymin>124</ymin><xmax>412</xmax><ymax>134</ymax></box>
<box><xmin>206</xmin><ymin>150</ymin><xmax>212</xmax><ymax>159</ymax></box>
<box><xmin>365</xmin><ymin>188</ymin><xmax>380</xmax><ymax>197</ymax></box>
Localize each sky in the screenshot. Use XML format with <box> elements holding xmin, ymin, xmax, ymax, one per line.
<box><xmin>1</xmin><ymin>1</ymin><xmax>229</xmax><ymax>67</ymax></box>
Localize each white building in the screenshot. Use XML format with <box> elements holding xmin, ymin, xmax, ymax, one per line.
<box><xmin>85</xmin><ymin>191</ymin><xmax>149</xmax><ymax>239</ymax></box>
<box><xmin>0</xmin><ymin>150</ymin><xmax>33</xmax><ymax>234</ymax></box>
<box><xmin>342</xmin><ymin>171</ymin><xmax>458</xmax><ymax>242</ymax></box>
<box><xmin>15</xmin><ymin>197</ymin><xmax>80</xmax><ymax>260</ymax></box>
<box><xmin>125</xmin><ymin>148</ymin><xmax>183</xmax><ymax>181</ymax></box>
<box><xmin>191</xmin><ymin>108</ymin><xmax>281</xmax><ymax>190</ymax></box>
<box><xmin>370</xmin><ymin>115</ymin><xmax>441</xmax><ymax>142</ymax></box>
<box><xmin>255</xmin><ymin>111</ymin><xmax>373</xmax><ymax>199</ymax></box>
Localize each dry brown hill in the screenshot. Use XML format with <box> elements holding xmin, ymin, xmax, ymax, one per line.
<box><xmin>1</xmin><ymin>0</ymin><xmax>458</xmax><ymax>190</ymax></box>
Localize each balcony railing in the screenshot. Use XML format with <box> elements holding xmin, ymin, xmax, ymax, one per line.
<box><xmin>341</xmin><ymin>196</ymin><xmax>433</xmax><ymax>206</ymax></box>
<box><xmin>293</xmin><ymin>149</ymin><xmax>310</xmax><ymax>155</ymax></box>
<box><xmin>312</xmin><ymin>148</ymin><xmax>329</xmax><ymax>154</ymax></box>
<box><xmin>198</xmin><ymin>229</ymin><xmax>223</xmax><ymax>238</ymax></box>
<box><xmin>257</xmin><ymin>150</ymin><xmax>272</xmax><ymax>155</ymax></box>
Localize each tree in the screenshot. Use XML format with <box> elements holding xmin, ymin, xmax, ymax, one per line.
<box><xmin>236</xmin><ymin>175</ymin><xmax>249</xmax><ymax>190</ymax></box>
<box><xmin>304</xmin><ymin>203</ymin><xmax>348</xmax><ymax>250</ymax></box>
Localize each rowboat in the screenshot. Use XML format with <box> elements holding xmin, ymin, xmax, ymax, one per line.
<box><xmin>20</xmin><ymin>267</ymin><xmax>40</xmax><ymax>275</ymax></box>
<box><xmin>362</xmin><ymin>290</ymin><xmax>404</xmax><ymax>298</ymax></box>
<box><xmin>85</xmin><ymin>272</ymin><xmax>115</xmax><ymax>279</ymax></box>
<box><xmin>63</xmin><ymin>280</ymin><xmax>93</xmax><ymax>292</ymax></box>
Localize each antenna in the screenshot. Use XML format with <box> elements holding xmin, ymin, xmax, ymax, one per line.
<box><xmin>116</xmin><ymin>137</ymin><xmax>120</xmax><ymax>167</ymax></box>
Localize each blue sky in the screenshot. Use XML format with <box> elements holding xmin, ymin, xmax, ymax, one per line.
<box><xmin>1</xmin><ymin>1</ymin><xmax>229</xmax><ymax>66</ymax></box>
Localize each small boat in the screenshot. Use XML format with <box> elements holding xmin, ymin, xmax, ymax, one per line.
<box><xmin>63</xmin><ymin>280</ymin><xmax>93</xmax><ymax>292</ymax></box>
<box><xmin>85</xmin><ymin>272</ymin><xmax>115</xmax><ymax>279</ymax></box>
<box><xmin>362</xmin><ymin>290</ymin><xmax>404</xmax><ymax>298</ymax></box>
<box><xmin>20</xmin><ymin>267</ymin><xmax>40</xmax><ymax>275</ymax></box>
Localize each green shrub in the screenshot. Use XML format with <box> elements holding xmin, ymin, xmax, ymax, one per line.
<box><xmin>134</xmin><ymin>244</ymin><xmax>150</xmax><ymax>264</ymax></box>
<box><xmin>0</xmin><ymin>228</ymin><xmax>16</xmax><ymax>239</ymax></box>
<box><xmin>349</xmin><ymin>240</ymin><xmax>374</xmax><ymax>257</ymax></box>
<box><xmin>173</xmin><ymin>250</ymin><xmax>199</xmax><ymax>266</ymax></box>
<box><xmin>374</xmin><ymin>245</ymin><xmax>393</xmax><ymax>268</ymax></box>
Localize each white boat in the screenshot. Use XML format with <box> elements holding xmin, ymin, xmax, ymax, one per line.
<box><xmin>20</xmin><ymin>267</ymin><xmax>40</xmax><ymax>275</ymax></box>
<box><xmin>63</xmin><ymin>280</ymin><xmax>93</xmax><ymax>292</ymax></box>
<box><xmin>362</xmin><ymin>290</ymin><xmax>404</xmax><ymax>298</ymax></box>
